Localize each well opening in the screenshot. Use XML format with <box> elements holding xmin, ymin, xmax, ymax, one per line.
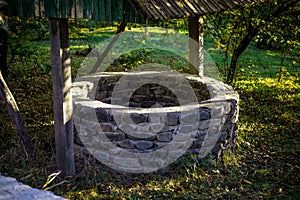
<box><xmin>92</xmin><ymin>74</ymin><xmax>211</xmax><ymax>108</ymax></box>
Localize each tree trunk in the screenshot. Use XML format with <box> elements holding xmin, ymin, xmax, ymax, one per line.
<box><xmin>0</xmin><ymin>70</ymin><xmax>35</xmax><ymax>158</ymax></box>
<box><xmin>226</xmin><ymin>0</ymin><xmax>298</xmax><ymax>85</ymax></box>
<box><xmin>49</xmin><ymin>18</ymin><xmax>75</xmax><ymax>177</ymax></box>
<box><xmin>227</xmin><ymin>27</ymin><xmax>259</xmax><ymax>84</ymax></box>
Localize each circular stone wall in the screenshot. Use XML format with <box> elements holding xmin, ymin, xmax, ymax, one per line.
<box><xmin>72</xmin><ymin>72</ymin><xmax>239</xmax><ymax>171</ymax></box>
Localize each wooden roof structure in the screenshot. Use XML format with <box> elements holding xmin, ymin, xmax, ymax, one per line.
<box><xmin>7</xmin><ymin>0</ymin><xmax>145</xmax><ymax>23</ymax></box>
<box><xmin>128</xmin><ymin>0</ymin><xmax>261</xmax><ymax>20</ymax></box>
<box><xmin>7</xmin><ymin>0</ymin><xmax>260</xmax><ymax>22</ymax></box>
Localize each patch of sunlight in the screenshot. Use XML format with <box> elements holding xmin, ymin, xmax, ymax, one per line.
<box><xmin>146</xmin><ymin>181</ymin><xmax>163</xmax><ymax>191</ymax></box>
<box><xmin>207</xmin><ymin>47</ymin><xmax>220</xmax><ymax>51</ymax></box>
<box><xmin>223</xmin><ymin>151</ymin><xmax>240</xmax><ymax>166</ymax></box>
<box><xmin>255</xmin><ymin>168</ymin><xmax>270</xmax><ymax>175</ymax></box>
<box><xmin>79</xmin><ymin>28</ymin><xmax>90</xmax><ymax>34</ymax></box>
<box><xmin>130</xmin><ymin>27</ymin><xmax>179</xmax><ymax>34</ymax></box>
<box><xmin>93</xmin><ymin>26</ymin><xmax>116</xmax><ymax>32</ymax></box>
<box><xmin>71</xmin><ymin>45</ymin><xmax>89</xmax><ymax>49</ymax></box>
<box><xmin>266</xmin><ymin>50</ymin><xmax>277</xmax><ymax>57</ymax></box>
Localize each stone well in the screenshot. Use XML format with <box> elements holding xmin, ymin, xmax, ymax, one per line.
<box><xmin>72</xmin><ymin>71</ymin><xmax>239</xmax><ymax>172</ymax></box>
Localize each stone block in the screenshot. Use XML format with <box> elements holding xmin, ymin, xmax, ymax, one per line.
<box><xmin>192</xmin><ymin>139</ymin><xmax>203</xmax><ymax>148</ymax></box>
<box><xmin>179</xmin><ymin>125</ymin><xmax>198</xmax><ymax>133</ymax></box>
<box><xmin>181</xmin><ymin>113</ymin><xmax>199</xmax><ymax>124</ymax></box>
<box><xmin>93</xmin><ymin>150</ymin><xmax>110</xmax><ymax>162</ymax></box>
<box><xmin>166</xmin><ymin>113</ymin><xmax>179</xmax><ymax>126</ymax></box>
<box><xmin>109</xmin><ymin>148</ymin><xmax>122</xmax><ymax>155</ymax></box>
<box><xmin>154</xmin><ymin>141</ymin><xmax>169</xmax><ymax>148</ymax></box>
<box><xmin>199</xmin><ymin>118</ymin><xmax>222</xmax><ymax>130</ymax></box>
<box><xmin>96</xmin><ymin>108</ymin><xmax>112</xmax><ymax>122</ymax></box>
<box><xmin>95</xmin><ymin>91</ymin><xmax>107</xmax><ymax>100</ymax></box>
<box><xmin>211</xmin><ymin>106</ymin><xmax>226</xmax><ymax>118</ymax></box>
<box><xmin>150</xmin><ymin>123</ymin><xmax>165</xmax><ymax>133</ymax></box>
<box><xmin>80</xmin><ymin>119</ymin><xmax>99</xmax><ymax>129</ymax></box>
<box><xmin>157</xmin><ymin>131</ymin><xmax>173</xmax><ymax>142</ymax></box>
<box><xmin>118</xmin><ymin>123</ymin><xmax>137</xmax><ymax>132</ymax></box>
<box><xmin>135</xmin><ymin>141</ymin><xmax>154</xmax><ymax>150</ymax></box>
<box><xmin>100</xmin><ymin>123</ymin><xmax>117</xmax><ymax>132</ymax></box>
<box><xmin>111</xmin><ymin>156</ymin><xmax>141</xmax><ymax>168</ymax></box>
<box><xmin>161</xmin><ymin>125</ymin><xmax>178</xmax><ymax>132</ymax></box>
<box><xmin>127</xmin><ymin>132</ymin><xmax>156</xmax><ymax>140</ymax></box>
<box><xmin>199</xmin><ymin>109</ymin><xmax>211</xmax><ymax>120</ymax></box>
<box><xmin>194</xmin><ymin>130</ymin><xmax>208</xmax><ymax>140</ymax></box>
<box><xmin>130</xmin><ymin>113</ymin><xmax>148</xmax><ymax>124</ymax></box>
<box><xmin>217</xmin><ymin>132</ymin><xmax>228</xmax><ymax>143</ymax></box>
<box><xmin>77</xmin><ymin>126</ymin><xmax>98</xmax><ymax>137</ymax></box>
<box><xmin>207</xmin><ymin>125</ymin><xmax>222</xmax><ymax>136</ymax></box>
<box><xmin>148</xmin><ymin>114</ymin><xmax>165</xmax><ymax>124</ymax></box>
<box><xmin>118</xmin><ymin>139</ymin><xmax>135</xmax><ymax>149</ymax></box>
<box><xmin>141</xmin><ymin>101</ymin><xmax>156</xmax><ymax>108</ymax></box>
<box><xmin>105</xmin><ymin>131</ymin><xmax>125</xmax><ymax>141</ymax></box>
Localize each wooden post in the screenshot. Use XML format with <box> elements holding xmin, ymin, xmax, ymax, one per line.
<box><xmin>188</xmin><ymin>16</ymin><xmax>204</xmax><ymax>76</ymax></box>
<box><xmin>0</xmin><ymin>70</ymin><xmax>35</xmax><ymax>159</ymax></box>
<box><xmin>49</xmin><ymin>18</ymin><xmax>75</xmax><ymax>177</ymax></box>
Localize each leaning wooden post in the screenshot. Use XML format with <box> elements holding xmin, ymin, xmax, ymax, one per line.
<box><xmin>0</xmin><ymin>70</ymin><xmax>35</xmax><ymax>158</ymax></box>
<box><xmin>188</xmin><ymin>16</ymin><xmax>204</xmax><ymax>76</ymax></box>
<box><xmin>49</xmin><ymin>18</ymin><xmax>75</xmax><ymax>176</ymax></box>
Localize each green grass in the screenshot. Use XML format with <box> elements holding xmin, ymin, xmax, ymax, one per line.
<box><xmin>0</xmin><ymin>19</ymin><xmax>299</xmax><ymax>199</ymax></box>
<box><xmin>206</xmin><ymin>38</ymin><xmax>300</xmax><ymax>79</ymax></box>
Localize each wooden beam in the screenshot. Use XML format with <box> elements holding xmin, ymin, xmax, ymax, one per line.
<box><xmin>89</xmin><ymin>21</ymin><xmax>127</xmax><ymax>74</ymax></box>
<box><xmin>0</xmin><ymin>70</ymin><xmax>35</xmax><ymax>159</ymax></box>
<box><xmin>49</xmin><ymin>18</ymin><xmax>75</xmax><ymax>177</ymax></box>
<box><xmin>188</xmin><ymin>16</ymin><xmax>204</xmax><ymax>76</ymax></box>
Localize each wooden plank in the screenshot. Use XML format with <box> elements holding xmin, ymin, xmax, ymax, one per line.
<box><xmin>17</xmin><ymin>0</ymin><xmax>23</xmax><ymax>17</ymax></box>
<box><xmin>124</xmin><ymin>1</ymin><xmax>131</xmax><ymax>22</ymax></box>
<box><xmin>111</xmin><ymin>0</ymin><xmax>117</xmax><ymax>21</ymax></box>
<box><xmin>93</xmin><ymin>0</ymin><xmax>99</xmax><ymax>20</ymax></box>
<box><xmin>129</xmin><ymin>8</ymin><xmax>136</xmax><ymax>23</ymax></box>
<box><xmin>67</xmin><ymin>0</ymin><xmax>73</xmax><ymax>18</ymax></box>
<box><xmin>83</xmin><ymin>0</ymin><xmax>92</xmax><ymax>19</ymax></box>
<box><xmin>70</xmin><ymin>0</ymin><xmax>76</xmax><ymax>18</ymax></box>
<box><xmin>29</xmin><ymin>0</ymin><xmax>35</xmax><ymax>17</ymax></box>
<box><xmin>49</xmin><ymin>18</ymin><xmax>75</xmax><ymax>177</ymax></box>
<box><xmin>45</xmin><ymin>0</ymin><xmax>56</xmax><ymax>18</ymax></box>
<box><xmin>34</xmin><ymin>0</ymin><xmax>39</xmax><ymax>16</ymax></box>
<box><xmin>36</xmin><ymin>0</ymin><xmax>45</xmax><ymax>17</ymax></box>
<box><xmin>99</xmin><ymin>0</ymin><xmax>105</xmax><ymax>21</ymax></box>
<box><xmin>107</xmin><ymin>0</ymin><xmax>112</xmax><ymax>21</ymax></box>
<box><xmin>60</xmin><ymin>0</ymin><xmax>69</xmax><ymax>18</ymax></box>
<box><xmin>116</xmin><ymin>0</ymin><xmax>124</xmax><ymax>22</ymax></box>
<box><xmin>76</xmin><ymin>0</ymin><xmax>83</xmax><ymax>18</ymax></box>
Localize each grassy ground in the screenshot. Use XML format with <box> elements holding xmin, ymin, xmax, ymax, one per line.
<box><xmin>0</xmin><ymin>19</ymin><xmax>299</xmax><ymax>199</ymax></box>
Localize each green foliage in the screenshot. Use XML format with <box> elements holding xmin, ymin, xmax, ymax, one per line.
<box><xmin>9</xmin><ymin>17</ymin><xmax>49</xmax><ymax>41</ymax></box>
<box><xmin>204</xmin><ymin>0</ymin><xmax>300</xmax><ymax>83</ymax></box>
<box><xmin>158</xmin><ymin>18</ymin><xmax>188</xmax><ymax>34</ymax></box>
<box><xmin>7</xmin><ymin>17</ymin><xmax>51</xmax><ymax>73</ymax></box>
